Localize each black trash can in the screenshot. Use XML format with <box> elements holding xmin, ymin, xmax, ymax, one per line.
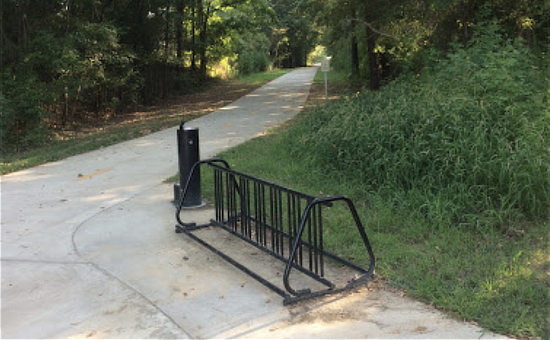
<box><xmin>174</xmin><ymin>123</ymin><xmax>202</xmax><ymax>207</ymax></box>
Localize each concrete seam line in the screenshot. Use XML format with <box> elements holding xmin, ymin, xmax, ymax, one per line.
<box><xmin>2</xmin><ymin>259</ymin><xmax>190</xmax><ymax>335</ymax></box>
<box><xmin>70</xmin><ymin>182</ymin><xmax>192</xmax><ymax>337</ymax></box>
<box><xmin>86</xmin><ymin>261</ymin><xmax>193</xmax><ymax>338</ymax></box>
<box><xmin>70</xmin><ymin>182</ymin><xmax>160</xmax><ymax>257</ymax></box>
<box><xmin>0</xmin><ymin>258</ymin><xmax>90</xmax><ymax>265</ymax></box>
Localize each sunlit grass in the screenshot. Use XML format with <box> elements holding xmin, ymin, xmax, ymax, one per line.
<box><xmin>237</xmin><ymin>68</ymin><xmax>291</xmax><ymax>84</ymax></box>
<box><xmin>313</xmin><ymin>69</ymin><xmax>350</xmax><ymax>83</ymax></box>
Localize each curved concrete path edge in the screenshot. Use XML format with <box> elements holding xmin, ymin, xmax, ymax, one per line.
<box><xmin>1</xmin><ymin>67</ymin><xmax>506</xmax><ymax>339</ymax></box>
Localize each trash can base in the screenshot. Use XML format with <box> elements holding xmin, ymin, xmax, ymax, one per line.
<box><xmin>173</xmin><ymin>183</ymin><xmax>206</xmax><ymax>208</ymax></box>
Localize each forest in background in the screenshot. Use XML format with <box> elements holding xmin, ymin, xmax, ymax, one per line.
<box><xmin>1</xmin><ymin>0</ymin><xmax>548</xmax><ymax>153</ymax></box>
<box><xmin>1</xmin><ymin>0</ymin><xmax>317</xmax><ymax>152</ymax></box>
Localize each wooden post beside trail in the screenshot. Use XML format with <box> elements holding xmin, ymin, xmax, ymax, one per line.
<box><xmin>321</xmin><ymin>57</ymin><xmax>331</xmax><ymax>100</ymax></box>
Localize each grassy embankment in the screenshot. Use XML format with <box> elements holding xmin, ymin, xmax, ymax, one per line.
<box><xmin>0</xmin><ymin>69</ymin><xmax>290</xmax><ymax>175</ymax></box>
<box><xmin>191</xmin><ymin>36</ymin><xmax>549</xmax><ymax>338</ymax></box>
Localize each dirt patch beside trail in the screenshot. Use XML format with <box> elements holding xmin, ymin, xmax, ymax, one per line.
<box><xmin>127</xmin><ymin>81</ymin><xmax>258</xmax><ymax>125</ymax></box>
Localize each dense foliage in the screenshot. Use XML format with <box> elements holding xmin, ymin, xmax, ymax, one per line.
<box><xmin>313</xmin><ymin>0</ymin><xmax>549</xmax><ymax>89</ymax></box>
<box><xmin>296</xmin><ymin>23</ymin><xmax>549</xmax><ymax>226</ymax></box>
<box><xmin>0</xmin><ymin>0</ymin><xmax>312</xmax><ymax>152</ymax></box>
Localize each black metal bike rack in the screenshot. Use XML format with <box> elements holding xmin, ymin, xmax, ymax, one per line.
<box><xmin>175</xmin><ymin>158</ymin><xmax>376</xmax><ymax>305</ymax></box>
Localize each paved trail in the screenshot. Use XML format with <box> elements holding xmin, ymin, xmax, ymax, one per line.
<box><xmin>1</xmin><ymin>68</ymin><xmax>504</xmax><ymax>338</ymax></box>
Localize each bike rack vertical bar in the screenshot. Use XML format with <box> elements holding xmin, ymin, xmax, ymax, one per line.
<box><xmin>254</xmin><ymin>182</ymin><xmax>262</xmax><ymax>243</ymax></box>
<box><xmin>292</xmin><ymin>195</ymin><xmax>299</xmax><ymax>265</ymax></box>
<box><xmin>244</xmin><ymin>177</ymin><xmax>249</xmax><ymax>236</ymax></box>
<box><xmin>220</xmin><ymin>173</ymin><xmax>227</xmax><ymax>223</ymax></box>
<box><xmin>214</xmin><ymin>168</ymin><xmax>219</xmax><ymax>221</ymax></box>
<box><xmin>239</xmin><ymin>176</ymin><xmax>244</xmax><ymax>235</ymax></box>
<box><xmin>227</xmin><ymin>173</ymin><xmax>232</xmax><ymax>228</ymax></box>
<box><xmin>287</xmin><ymin>192</ymin><xmax>292</xmax><ymax>257</ymax></box>
<box><xmin>215</xmin><ymin>168</ymin><xmax>220</xmax><ymax>221</ymax></box>
<box><xmin>234</xmin><ymin>175</ymin><xmax>238</xmax><ymax>230</ymax></box>
<box><xmin>229</xmin><ymin>174</ymin><xmax>233</xmax><ymax>228</ymax></box>
<box><xmin>274</xmin><ymin>188</ymin><xmax>280</xmax><ymax>254</ymax></box>
<box><xmin>275</xmin><ymin>188</ymin><xmax>281</xmax><ymax>255</ymax></box>
<box><xmin>264</xmin><ymin>185</ymin><xmax>269</xmax><ymax>246</ymax></box>
<box><xmin>246</xmin><ymin>179</ymin><xmax>252</xmax><ymax>238</ymax></box>
<box><xmin>296</xmin><ymin>197</ymin><xmax>303</xmax><ymax>266</ymax></box>
<box><xmin>270</xmin><ymin>187</ymin><xmax>275</xmax><ymax>252</ymax></box>
<box><xmin>318</xmin><ymin>204</ymin><xmax>324</xmax><ymax>277</ymax></box>
<box><xmin>228</xmin><ymin>172</ymin><xmax>232</xmax><ymax>226</ymax></box>
<box><xmin>313</xmin><ymin>205</ymin><xmax>319</xmax><ymax>275</ymax></box>
<box><xmin>233</xmin><ymin>174</ymin><xmax>238</xmax><ymax>231</ymax></box>
<box><xmin>307</xmin><ymin>207</ymin><xmax>313</xmax><ymax>271</ymax></box>
<box><xmin>257</xmin><ymin>183</ymin><xmax>264</xmax><ymax>244</ymax></box>
<box><xmin>279</xmin><ymin>190</ymin><xmax>284</xmax><ymax>257</ymax></box>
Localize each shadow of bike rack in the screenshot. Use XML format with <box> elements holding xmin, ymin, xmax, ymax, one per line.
<box><xmin>175</xmin><ymin>158</ymin><xmax>375</xmax><ymax>305</ymax></box>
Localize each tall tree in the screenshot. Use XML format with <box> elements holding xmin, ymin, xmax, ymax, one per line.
<box><xmin>176</xmin><ymin>0</ymin><xmax>186</xmax><ymax>60</ymax></box>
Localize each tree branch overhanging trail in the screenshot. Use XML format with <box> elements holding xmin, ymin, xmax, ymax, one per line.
<box><xmin>351</xmin><ymin>18</ymin><xmax>399</xmax><ymax>40</ymax></box>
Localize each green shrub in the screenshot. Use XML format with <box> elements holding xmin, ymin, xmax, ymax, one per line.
<box><xmin>237</xmin><ymin>50</ymin><xmax>270</xmax><ymax>75</ymax></box>
<box><xmin>235</xmin><ymin>32</ymin><xmax>271</xmax><ymax>75</ymax></box>
<box><xmin>0</xmin><ymin>72</ymin><xmax>50</xmax><ymax>153</ymax></box>
<box><xmin>296</xmin><ymin>23</ymin><xmax>549</xmax><ymax>226</ymax></box>
<box><xmin>0</xmin><ymin>24</ymin><xmax>144</xmax><ymax>152</ymax></box>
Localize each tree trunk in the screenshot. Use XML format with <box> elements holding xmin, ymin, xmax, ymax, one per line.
<box><xmin>176</xmin><ymin>0</ymin><xmax>185</xmax><ymax>60</ymax></box>
<box><xmin>164</xmin><ymin>5</ymin><xmax>170</xmax><ymax>57</ymax></box>
<box><xmin>191</xmin><ymin>0</ymin><xmax>197</xmax><ymax>70</ymax></box>
<box><xmin>350</xmin><ymin>7</ymin><xmax>359</xmax><ymax>75</ymax></box>
<box><xmin>366</xmin><ymin>26</ymin><xmax>380</xmax><ymax>90</ymax></box>
<box><xmin>198</xmin><ymin>2</ymin><xmax>209</xmax><ymax>78</ymax></box>
<box><xmin>351</xmin><ymin>33</ymin><xmax>359</xmax><ymax>74</ymax></box>
<box><xmin>62</xmin><ymin>87</ymin><xmax>68</xmax><ymax>126</ymax></box>
<box><xmin>16</xmin><ymin>3</ymin><xmax>28</xmax><ymax>52</ymax></box>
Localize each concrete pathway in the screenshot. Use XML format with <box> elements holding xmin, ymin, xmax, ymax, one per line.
<box><xmin>1</xmin><ymin>68</ymin><xmax>504</xmax><ymax>338</ymax></box>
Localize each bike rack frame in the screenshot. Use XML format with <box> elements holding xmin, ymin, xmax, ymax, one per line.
<box><xmin>175</xmin><ymin>158</ymin><xmax>375</xmax><ymax>305</ymax></box>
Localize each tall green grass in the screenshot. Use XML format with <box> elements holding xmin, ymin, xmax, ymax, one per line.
<box><xmin>296</xmin><ymin>23</ymin><xmax>550</xmax><ymax>227</ymax></box>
